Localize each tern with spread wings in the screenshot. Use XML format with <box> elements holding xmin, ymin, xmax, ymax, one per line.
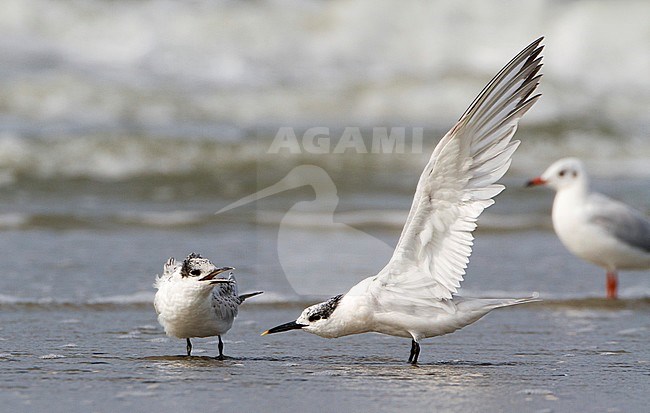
<box><xmin>262</xmin><ymin>38</ymin><xmax>544</xmax><ymax>364</ymax></box>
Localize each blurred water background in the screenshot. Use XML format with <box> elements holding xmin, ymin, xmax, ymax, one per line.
<box><xmin>0</xmin><ymin>1</ymin><xmax>648</xmax><ymax>412</ymax></box>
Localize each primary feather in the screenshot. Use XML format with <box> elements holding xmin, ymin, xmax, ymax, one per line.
<box><xmin>262</xmin><ymin>38</ymin><xmax>544</xmax><ymax>364</ymax></box>
<box><xmin>378</xmin><ymin>38</ymin><xmax>543</xmax><ymax>302</ymax></box>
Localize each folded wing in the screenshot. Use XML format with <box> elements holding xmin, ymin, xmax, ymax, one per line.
<box><xmin>588</xmin><ymin>194</ymin><xmax>650</xmax><ymax>254</ymax></box>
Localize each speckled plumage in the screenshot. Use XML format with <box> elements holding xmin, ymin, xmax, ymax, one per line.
<box><xmin>305</xmin><ymin>295</ymin><xmax>343</xmax><ymax>322</ymax></box>
<box><xmin>154</xmin><ymin>253</ymin><xmax>262</xmax><ymax>358</ymax></box>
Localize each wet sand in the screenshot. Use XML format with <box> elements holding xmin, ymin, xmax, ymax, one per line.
<box><xmin>1</xmin><ymin>302</ymin><xmax>648</xmax><ymax>413</ymax></box>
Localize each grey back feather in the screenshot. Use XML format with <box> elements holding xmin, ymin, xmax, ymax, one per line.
<box><xmin>589</xmin><ymin>193</ymin><xmax>650</xmax><ymax>253</ymax></box>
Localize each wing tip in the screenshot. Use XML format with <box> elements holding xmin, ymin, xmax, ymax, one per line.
<box><xmin>380</xmin><ymin>37</ymin><xmax>545</xmax><ymax>302</ymax></box>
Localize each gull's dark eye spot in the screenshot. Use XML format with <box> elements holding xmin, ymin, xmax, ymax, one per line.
<box><xmin>558</xmin><ymin>169</ymin><xmax>566</xmax><ymax>177</ymax></box>
<box><xmin>572</xmin><ymin>171</ymin><xmax>578</xmax><ymax>177</ymax></box>
<box><xmin>309</xmin><ymin>314</ymin><xmax>321</xmax><ymax>322</ymax></box>
<box><xmin>190</xmin><ymin>269</ymin><xmax>201</xmax><ymax>276</ymax></box>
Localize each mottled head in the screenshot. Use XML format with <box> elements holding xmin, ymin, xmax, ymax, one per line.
<box><xmin>261</xmin><ymin>294</ymin><xmax>343</xmax><ymax>336</ymax></box>
<box><xmin>179</xmin><ymin>253</ymin><xmax>234</xmax><ymax>284</ymax></box>
<box><xmin>527</xmin><ymin>157</ymin><xmax>588</xmax><ymax>192</ymax></box>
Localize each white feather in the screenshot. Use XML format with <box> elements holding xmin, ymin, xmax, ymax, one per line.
<box><xmin>376</xmin><ymin>38</ymin><xmax>543</xmax><ymax>302</ymax></box>
<box><xmin>264</xmin><ymin>39</ymin><xmax>544</xmax><ymax>363</ymax></box>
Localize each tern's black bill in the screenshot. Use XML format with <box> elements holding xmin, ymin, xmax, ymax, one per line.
<box><xmin>198</xmin><ymin>267</ymin><xmax>234</xmax><ymax>282</ymax></box>
<box><xmin>261</xmin><ymin>320</ymin><xmax>306</xmax><ymax>336</ymax></box>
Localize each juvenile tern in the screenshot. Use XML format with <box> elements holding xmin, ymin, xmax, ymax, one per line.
<box><xmin>527</xmin><ymin>157</ymin><xmax>650</xmax><ymax>299</ymax></box>
<box><xmin>262</xmin><ymin>38</ymin><xmax>544</xmax><ymax>364</ymax></box>
<box><xmin>154</xmin><ymin>253</ymin><xmax>263</xmax><ymax>359</ymax></box>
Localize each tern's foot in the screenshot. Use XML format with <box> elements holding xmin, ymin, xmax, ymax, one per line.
<box><xmin>215</xmin><ymin>355</ymin><xmax>225</xmax><ymax>361</ymax></box>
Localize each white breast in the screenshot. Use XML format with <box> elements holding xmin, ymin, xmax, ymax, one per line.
<box><xmin>552</xmin><ymin>191</ymin><xmax>649</xmax><ymax>270</ymax></box>
<box><xmin>154</xmin><ymin>278</ymin><xmax>237</xmax><ymax>339</ymax></box>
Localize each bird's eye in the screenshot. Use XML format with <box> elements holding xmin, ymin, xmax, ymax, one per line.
<box><xmin>309</xmin><ymin>315</ymin><xmax>321</xmax><ymax>322</ymax></box>
<box><xmin>190</xmin><ymin>269</ymin><xmax>201</xmax><ymax>276</ymax></box>
<box><xmin>558</xmin><ymin>170</ymin><xmax>566</xmax><ymax>177</ymax></box>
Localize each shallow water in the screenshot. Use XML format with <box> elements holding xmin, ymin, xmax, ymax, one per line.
<box><xmin>1</xmin><ymin>302</ymin><xmax>649</xmax><ymax>413</ymax></box>
<box><xmin>1</xmin><ymin>1</ymin><xmax>649</xmax><ymax>411</ymax></box>
<box><xmin>0</xmin><ymin>175</ymin><xmax>649</xmax><ymax>412</ymax></box>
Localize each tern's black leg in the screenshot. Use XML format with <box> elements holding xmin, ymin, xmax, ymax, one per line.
<box><xmin>408</xmin><ymin>339</ymin><xmax>417</xmax><ymax>363</ymax></box>
<box><xmin>216</xmin><ymin>335</ymin><xmax>224</xmax><ymax>360</ymax></box>
<box><xmin>408</xmin><ymin>340</ymin><xmax>420</xmax><ymax>365</ymax></box>
<box><xmin>186</xmin><ymin>338</ymin><xmax>192</xmax><ymax>356</ymax></box>
<box><xmin>412</xmin><ymin>341</ymin><xmax>420</xmax><ymax>364</ymax></box>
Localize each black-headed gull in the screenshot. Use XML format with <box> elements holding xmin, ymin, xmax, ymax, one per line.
<box><xmin>262</xmin><ymin>38</ymin><xmax>544</xmax><ymax>364</ymax></box>
<box><xmin>154</xmin><ymin>253</ymin><xmax>262</xmax><ymax>358</ymax></box>
<box><xmin>527</xmin><ymin>157</ymin><xmax>650</xmax><ymax>299</ymax></box>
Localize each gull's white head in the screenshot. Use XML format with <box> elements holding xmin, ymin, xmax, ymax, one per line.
<box><xmin>156</xmin><ymin>253</ymin><xmax>234</xmax><ymax>289</ymax></box>
<box><xmin>261</xmin><ymin>294</ymin><xmax>343</xmax><ymax>337</ymax></box>
<box><xmin>527</xmin><ymin>157</ymin><xmax>588</xmax><ymax>192</ymax></box>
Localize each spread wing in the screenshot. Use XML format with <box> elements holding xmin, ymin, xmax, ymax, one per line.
<box><xmin>375</xmin><ymin>38</ymin><xmax>544</xmax><ymax>302</ymax></box>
